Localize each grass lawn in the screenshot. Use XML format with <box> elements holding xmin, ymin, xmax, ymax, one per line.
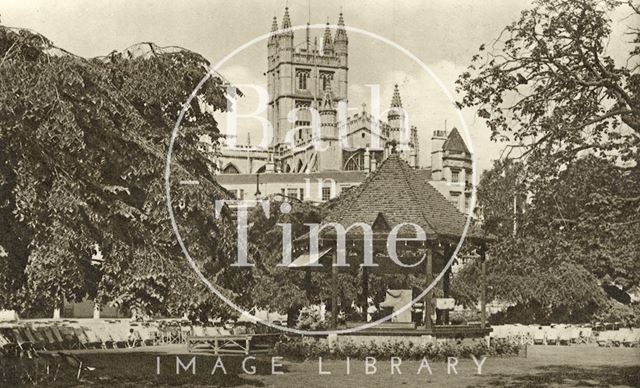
<box><xmin>12</xmin><ymin>344</ymin><xmax>639</xmax><ymax>387</ymax></box>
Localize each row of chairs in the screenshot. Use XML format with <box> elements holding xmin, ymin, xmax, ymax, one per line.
<box><xmin>0</xmin><ymin>322</ymin><xmax>160</xmax><ymax>354</ymax></box>
<box><xmin>0</xmin><ymin>320</ymin><xmax>270</xmax><ymax>357</ymax></box>
<box><xmin>595</xmin><ymin>329</ymin><xmax>640</xmax><ymax>347</ymax></box>
<box><xmin>491</xmin><ymin>324</ymin><xmax>593</xmax><ymax>345</ymax></box>
<box><xmin>0</xmin><ymin>348</ymin><xmax>95</xmax><ymax>384</ymax></box>
<box><xmin>491</xmin><ymin>324</ymin><xmax>640</xmax><ymax>347</ymax></box>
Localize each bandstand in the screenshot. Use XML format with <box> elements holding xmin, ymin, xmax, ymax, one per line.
<box><xmin>289</xmin><ymin>152</ymin><xmax>491</xmax><ymax>341</ymax></box>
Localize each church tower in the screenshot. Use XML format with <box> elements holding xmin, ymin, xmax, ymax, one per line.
<box><xmin>266</xmin><ymin>8</ymin><xmax>349</xmax><ymax>172</ymax></box>
<box><xmin>316</xmin><ymin>87</ymin><xmax>342</xmax><ymax>171</ymax></box>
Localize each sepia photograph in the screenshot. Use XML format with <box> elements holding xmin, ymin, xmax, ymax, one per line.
<box><xmin>0</xmin><ymin>0</ymin><xmax>638</xmax><ymax>386</ymax></box>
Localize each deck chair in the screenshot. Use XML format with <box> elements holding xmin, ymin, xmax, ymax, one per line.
<box><xmin>106</xmin><ymin>324</ymin><xmax>128</xmax><ymax>348</ymax></box>
<box><xmin>29</xmin><ymin>326</ymin><xmax>49</xmax><ymax>349</ymax></box>
<box><xmin>82</xmin><ymin>327</ymin><xmax>105</xmax><ymax>349</ymax></box>
<box><xmin>38</xmin><ymin>326</ymin><xmax>61</xmax><ymax>350</ymax></box>
<box><xmin>192</xmin><ymin>326</ymin><xmax>206</xmax><ymax>337</ymax></box>
<box><xmin>545</xmin><ymin>327</ymin><xmax>559</xmax><ymax>345</ymax></box>
<box><xmin>58</xmin><ymin>352</ymin><xmax>95</xmax><ymax>381</ymax></box>
<box><xmin>23</xmin><ymin>326</ymin><xmax>47</xmax><ymax>351</ymax></box>
<box><xmin>577</xmin><ymin>327</ymin><xmax>593</xmax><ymax>344</ymax></box>
<box><xmin>49</xmin><ymin>326</ymin><xmax>68</xmax><ymax>349</ymax></box>
<box><xmin>11</xmin><ymin>327</ymin><xmax>35</xmax><ymax>355</ymax></box>
<box><xmin>140</xmin><ymin>326</ymin><xmax>159</xmax><ymax>345</ymax></box>
<box><xmin>180</xmin><ymin>324</ymin><xmax>192</xmax><ymax>343</ymax></box>
<box><xmin>596</xmin><ymin>331</ymin><xmax>611</xmax><ymax>347</ymax></box>
<box><xmin>72</xmin><ymin>327</ymin><xmax>91</xmax><ymax>349</ymax></box>
<box><xmin>58</xmin><ymin>326</ymin><xmax>81</xmax><ymax>349</ymax></box>
<box><xmin>533</xmin><ymin>327</ymin><xmax>545</xmax><ymax>345</ymax></box>
<box><xmin>94</xmin><ymin>325</ymin><xmax>116</xmax><ymax>349</ymax></box>
<box><xmin>558</xmin><ymin>326</ymin><xmax>572</xmax><ymax>345</ymax></box>
<box><xmin>611</xmin><ymin>330</ymin><xmax>624</xmax><ymax>347</ymax></box>
<box><xmin>38</xmin><ymin>352</ymin><xmax>62</xmax><ymax>381</ymax></box>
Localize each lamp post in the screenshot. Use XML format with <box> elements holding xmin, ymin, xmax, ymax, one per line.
<box><xmin>254</xmin><ymin>173</ymin><xmax>261</xmax><ymax>200</ymax></box>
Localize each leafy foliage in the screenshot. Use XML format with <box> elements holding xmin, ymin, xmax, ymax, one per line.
<box><xmin>273</xmin><ymin>336</ymin><xmax>523</xmax><ymax>360</ymax></box>
<box><xmin>457</xmin><ymin>0</ymin><xmax>640</xmax><ymax>174</ymax></box>
<box><xmin>453</xmin><ymin>0</ymin><xmax>640</xmax><ymax>323</ymax></box>
<box><xmin>0</xmin><ymin>25</ymin><xmax>241</xmax><ymax>318</ymax></box>
<box><xmin>454</xmin><ymin>156</ymin><xmax>640</xmax><ymax>323</ymax></box>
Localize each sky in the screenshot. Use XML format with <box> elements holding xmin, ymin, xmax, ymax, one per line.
<box><xmin>2</xmin><ymin>0</ymin><xmax>635</xmax><ymax>172</ymax></box>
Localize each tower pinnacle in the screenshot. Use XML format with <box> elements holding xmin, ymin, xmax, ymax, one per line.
<box><xmin>323</xmin><ymin>22</ymin><xmax>334</xmax><ymax>52</ymax></box>
<box><xmin>335</xmin><ymin>12</ymin><xmax>348</xmax><ymax>43</ymax></box>
<box><xmin>282</xmin><ymin>7</ymin><xmax>291</xmax><ymax>29</ymax></box>
<box><xmin>390</xmin><ymin>84</ymin><xmax>402</xmax><ymax>108</ymax></box>
<box><xmin>269</xmin><ymin>16</ymin><xmax>278</xmax><ymax>42</ymax></box>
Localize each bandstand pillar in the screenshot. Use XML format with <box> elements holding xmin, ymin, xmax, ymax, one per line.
<box><xmin>331</xmin><ymin>251</ymin><xmax>338</xmax><ymax>330</ymax></box>
<box><xmin>424</xmin><ymin>247</ymin><xmax>433</xmax><ymax>330</ymax></box>
<box><xmin>442</xmin><ymin>267</ymin><xmax>451</xmax><ymax>325</ymax></box>
<box><xmin>361</xmin><ymin>266</ymin><xmax>369</xmax><ymax>322</ymax></box>
<box><xmin>480</xmin><ymin>247</ymin><xmax>487</xmax><ymax>328</ymax></box>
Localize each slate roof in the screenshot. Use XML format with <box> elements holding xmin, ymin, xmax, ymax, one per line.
<box><xmin>443</xmin><ymin>127</ymin><xmax>470</xmax><ymax>154</ymax></box>
<box><xmin>321</xmin><ymin>153</ymin><xmax>482</xmax><ymax>241</ymax></box>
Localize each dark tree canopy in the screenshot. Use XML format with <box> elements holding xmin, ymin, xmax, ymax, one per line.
<box><xmin>0</xmin><ymin>25</ymin><xmax>242</xmax><ymax>319</ymax></box>
<box><xmin>454</xmin><ymin>0</ymin><xmax>640</xmax><ymax>324</ymax></box>
<box><xmin>454</xmin><ymin>156</ymin><xmax>640</xmax><ymax>324</ymax></box>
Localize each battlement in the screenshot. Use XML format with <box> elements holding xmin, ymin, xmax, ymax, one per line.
<box><xmin>433</xmin><ymin>129</ymin><xmax>447</xmax><ymax>138</ymax></box>
<box><xmin>291</xmin><ymin>51</ymin><xmax>342</xmax><ymax>66</ymax></box>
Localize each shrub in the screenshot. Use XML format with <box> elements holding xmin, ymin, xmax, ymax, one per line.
<box><xmin>273</xmin><ymin>337</ymin><xmax>523</xmax><ymax>360</ymax></box>
<box><xmin>295</xmin><ymin>306</ymin><xmax>326</xmax><ymax>331</ymax></box>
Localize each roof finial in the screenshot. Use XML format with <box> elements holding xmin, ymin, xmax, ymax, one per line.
<box><xmin>270</xmin><ymin>16</ymin><xmax>278</xmax><ymax>34</ymax></box>
<box><xmin>323</xmin><ymin>20</ymin><xmax>333</xmax><ymax>51</ymax></box>
<box><xmin>390</xmin><ymin>84</ymin><xmax>402</xmax><ymax>108</ymax></box>
<box><xmin>335</xmin><ymin>10</ymin><xmax>347</xmax><ymax>44</ymax></box>
<box><xmin>282</xmin><ymin>6</ymin><xmax>292</xmax><ymax>29</ymax></box>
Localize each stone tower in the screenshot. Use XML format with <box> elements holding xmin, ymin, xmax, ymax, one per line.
<box><xmin>267</xmin><ymin>7</ymin><xmax>349</xmax><ymax>167</ymax></box>
<box><xmin>317</xmin><ymin>87</ymin><xmax>342</xmax><ymax>171</ymax></box>
<box><xmin>430</xmin><ymin>129</ymin><xmax>448</xmax><ymax>180</ymax></box>
<box><xmin>441</xmin><ymin>127</ymin><xmax>472</xmax><ymax>184</ymax></box>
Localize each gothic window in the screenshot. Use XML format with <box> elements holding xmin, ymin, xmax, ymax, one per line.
<box><xmin>295</xmin><ymin>100</ymin><xmax>311</xmax><ymax>127</ymax></box>
<box><xmin>322</xmin><ymin>187</ymin><xmax>332</xmax><ymax>201</ymax></box>
<box><xmin>296</xmin><ymin>69</ymin><xmax>310</xmax><ymax>90</ymax></box>
<box><xmin>344</xmin><ymin>150</ymin><xmax>365</xmax><ymax>171</ymax></box>
<box><xmin>450</xmin><ymin>192</ymin><xmax>460</xmax><ymax>208</ymax></box>
<box><xmin>320</xmin><ymin>71</ymin><xmax>334</xmax><ymax>91</ymax></box>
<box><xmin>451</xmin><ymin>169</ymin><xmax>460</xmax><ymax>183</ymax></box>
<box><xmin>222</xmin><ymin>163</ymin><xmax>240</xmax><ymax>174</ymax></box>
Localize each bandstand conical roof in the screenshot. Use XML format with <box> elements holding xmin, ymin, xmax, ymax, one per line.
<box><xmin>322</xmin><ymin>153</ymin><xmax>481</xmax><ymax>241</ymax></box>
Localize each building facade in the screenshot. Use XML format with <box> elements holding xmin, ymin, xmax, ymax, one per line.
<box><xmin>211</xmin><ymin>7</ymin><xmax>473</xmax><ymax>214</ymax></box>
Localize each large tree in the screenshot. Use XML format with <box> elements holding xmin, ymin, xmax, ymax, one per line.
<box><xmin>454</xmin><ymin>156</ymin><xmax>640</xmax><ymax>324</ymax></box>
<box><xmin>0</xmin><ymin>25</ymin><xmax>243</xmax><ymax>318</ymax></box>
<box><xmin>457</xmin><ymin>0</ymin><xmax>639</xmax><ymax>173</ymax></box>
<box><xmin>454</xmin><ymin>0</ymin><xmax>640</xmax><ymax>323</ymax></box>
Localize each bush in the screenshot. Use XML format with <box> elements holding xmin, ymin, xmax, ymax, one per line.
<box><xmin>295</xmin><ymin>306</ymin><xmax>327</xmax><ymax>331</ymax></box>
<box><xmin>273</xmin><ymin>336</ymin><xmax>523</xmax><ymax>360</ymax></box>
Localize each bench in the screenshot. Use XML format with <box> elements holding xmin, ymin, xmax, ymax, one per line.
<box><xmin>187</xmin><ymin>334</ymin><xmax>278</xmax><ymax>355</ymax></box>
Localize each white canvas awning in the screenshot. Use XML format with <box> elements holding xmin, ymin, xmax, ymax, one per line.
<box><xmin>288</xmin><ymin>248</ymin><xmax>332</xmax><ymax>270</ymax></box>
